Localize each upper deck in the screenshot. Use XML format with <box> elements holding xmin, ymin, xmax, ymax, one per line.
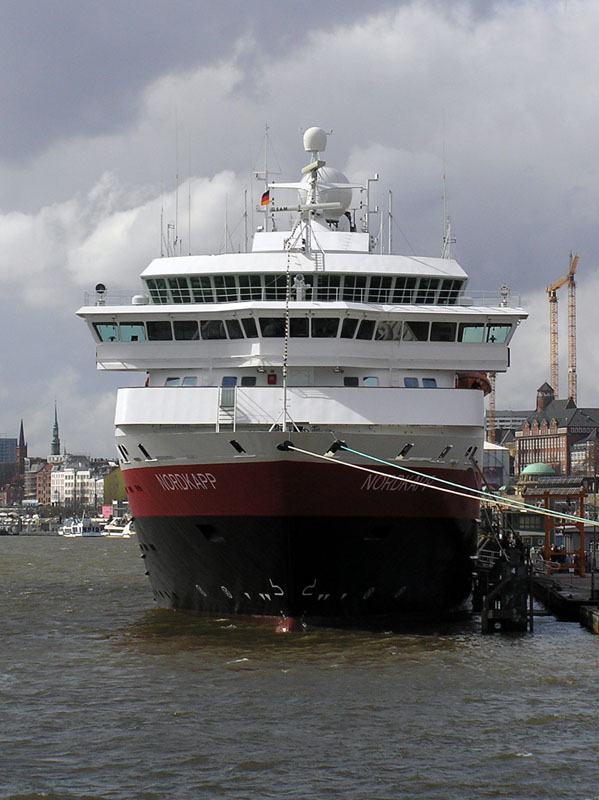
<box><xmin>76</xmin><ymin>126</ymin><xmax>527</xmax><ymax>377</ymax></box>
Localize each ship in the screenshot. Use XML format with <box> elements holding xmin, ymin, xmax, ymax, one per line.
<box><xmin>77</xmin><ymin>126</ymin><xmax>526</xmax><ymax>628</ymax></box>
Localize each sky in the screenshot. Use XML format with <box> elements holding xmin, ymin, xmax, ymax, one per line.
<box><xmin>1</xmin><ymin>0</ymin><xmax>598</xmax><ymax>457</ymax></box>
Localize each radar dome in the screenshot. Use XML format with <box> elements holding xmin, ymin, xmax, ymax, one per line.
<box><xmin>298</xmin><ymin>166</ymin><xmax>353</xmax><ymax>219</ymax></box>
<box><xmin>303</xmin><ymin>127</ymin><xmax>327</xmax><ymax>153</ymax></box>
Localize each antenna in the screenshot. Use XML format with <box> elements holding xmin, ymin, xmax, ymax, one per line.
<box><xmin>441</xmin><ymin>124</ymin><xmax>455</xmax><ymax>258</ymax></box>
<box><xmin>187</xmin><ymin>132</ymin><xmax>192</xmax><ymax>256</ymax></box>
<box><xmin>244</xmin><ymin>189</ymin><xmax>248</xmax><ymax>253</ymax></box>
<box><xmin>388</xmin><ymin>189</ymin><xmax>393</xmax><ymax>254</ymax></box>
<box><xmin>174</xmin><ymin>108</ymin><xmax>180</xmax><ymax>255</ymax></box>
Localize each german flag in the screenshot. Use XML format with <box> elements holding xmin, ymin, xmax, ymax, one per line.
<box><xmin>260</xmin><ymin>190</ymin><xmax>270</xmax><ymax>206</ymax></box>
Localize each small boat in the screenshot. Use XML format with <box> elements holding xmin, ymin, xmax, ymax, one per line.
<box><xmin>103</xmin><ymin>516</ymin><xmax>131</xmax><ymax>536</ymax></box>
<box><xmin>58</xmin><ymin>517</ymin><xmax>105</xmax><ymax>537</ymax></box>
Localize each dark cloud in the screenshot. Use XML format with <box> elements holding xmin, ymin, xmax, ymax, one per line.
<box><xmin>0</xmin><ymin>0</ymin><xmax>411</xmax><ymax>161</ymax></box>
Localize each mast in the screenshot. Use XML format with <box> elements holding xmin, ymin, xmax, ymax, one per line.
<box><xmin>388</xmin><ymin>189</ymin><xmax>393</xmax><ymax>254</ymax></box>
<box><xmin>255</xmin><ymin>124</ymin><xmax>274</xmax><ymax>232</ymax></box>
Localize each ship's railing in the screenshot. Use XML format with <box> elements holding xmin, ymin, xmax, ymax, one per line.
<box><xmin>82</xmin><ymin>288</ymin><xmax>522</xmax><ymax>308</ymax></box>
<box><xmin>82</xmin><ymin>291</ymin><xmax>144</xmax><ymax>306</ymax></box>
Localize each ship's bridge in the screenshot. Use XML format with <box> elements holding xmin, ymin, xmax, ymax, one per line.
<box><xmin>137</xmin><ymin>249</ymin><xmax>469</xmax><ymax>307</ymax></box>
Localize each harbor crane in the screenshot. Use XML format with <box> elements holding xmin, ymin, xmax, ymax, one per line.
<box><xmin>546</xmin><ymin>253</ymin><xmax>579</xmax><ymax>402</ymax></box>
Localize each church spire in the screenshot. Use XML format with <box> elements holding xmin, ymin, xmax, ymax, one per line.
<box><xmin>50</xmin><ymin>402</ymin><xmax>61</xmax><ymax>457</ymax></box>
<box><xmin>16</xmin><ymin>419</ymin><xmax>27</xmax><ymax>471</ymax></box>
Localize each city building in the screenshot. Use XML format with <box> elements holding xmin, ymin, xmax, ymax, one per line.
<box><xmin>514</xmin><ymin>384</ymin><xmax>599</xmax><ymax>477</ymax></box>
<box><xmin>0</xmin><ymin>436</ymin><xmax>17</xmax><ymax>463</ymax></box>
<box><xmin>35</xmin><ymin>462</ymin><xmax>54</xmax><ymax>506</ymax></box>
<box><xmin>50</xmin><ymin>455</ymin><xmax>105</xmax><ymax>508</ymax></box>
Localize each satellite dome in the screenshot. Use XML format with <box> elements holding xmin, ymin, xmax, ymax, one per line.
<box><xmin>303</xmin><ymin>127</ymin><xmax>328</xmax><ymax>153</ymax></box>
<box><xmin>298</xmin><ymin>166</ymin><xmax>352</xmax><ymax>219</ymax></box>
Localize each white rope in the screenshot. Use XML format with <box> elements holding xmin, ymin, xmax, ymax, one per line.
<box><xmin>337</xmin><ymin>442</ymin><xmax>599</xmax><ymax>528</ymax></box>
<box><xmin>285</xmin><ymin>443</ymin><xmax>599</xmax><ymax>528</ymax></box>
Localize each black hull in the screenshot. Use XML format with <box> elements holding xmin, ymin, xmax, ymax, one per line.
<box><xmin>135</xmin><ymin>515</ymin><xmax>477</xmax><ymax>623</ymax></box>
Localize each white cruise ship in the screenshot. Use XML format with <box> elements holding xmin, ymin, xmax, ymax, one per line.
<box><xmin>77</xmin><ymin>126</ymin><xmax>526</xmax><ymax>628</ymax></box>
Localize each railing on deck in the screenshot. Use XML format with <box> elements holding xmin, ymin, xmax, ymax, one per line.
<box><xmin>82</xmin><ymin>288</ymin><xmax>522</xmax><ymax>308</ymax></box>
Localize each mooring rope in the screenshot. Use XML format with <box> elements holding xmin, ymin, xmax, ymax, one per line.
<box><xmin>282</xmin><ymin>441</ymin><xmax>599</xmax><ymax>528</ymax></box>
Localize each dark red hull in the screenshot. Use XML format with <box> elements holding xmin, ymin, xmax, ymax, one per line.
<box><xmin>125</xmin><ymin>459</ymin><xmax>479</xmax><ymax>623</ymax></box>
<box><xmin>123</xmin><ymin>460</ymin><xmax>479</xmax><ymax>519</ymax></box>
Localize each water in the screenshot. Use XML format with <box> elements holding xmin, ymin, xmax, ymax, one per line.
<box><xmin>2</xmin><ymin>535</ymin><xmax>598</xmax><ymax>800</ymax></box>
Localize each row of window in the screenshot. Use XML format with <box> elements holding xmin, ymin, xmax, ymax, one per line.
<box><xmin>95</xmin><ymin>317</ymin><xmax>512</xmax><ymax>344</ymax></box>
<box><xmin>161</xmin><ymin>375</ymin><xmax>438</xmax><ymax>388</ymax></box>
<box><xmin>145</xmin><ymin>274</ymin><xmax>465</xmax><ymax>306</ymax></box>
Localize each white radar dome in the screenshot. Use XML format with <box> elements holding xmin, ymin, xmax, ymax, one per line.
<box><xmin>303</xmin><ymin>126</ymin><xmax>328</xmax><ymax>153</ymax></box>
<box><xmin>298</xmin><ymin>166</ymin><xmax>352</xmax><ymax>219</ymax></box>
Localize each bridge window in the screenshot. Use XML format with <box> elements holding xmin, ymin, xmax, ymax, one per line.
<box><xmin>439</xmin><ymin>279</ymin><xmax>462</xmax><ymax>305</ymax></box>
<box><xmin>363</xmin><ymin>376</ymin><xmax>379</xmax><ymax>386</ymax></box>
<box><xmin>290</xmin><ymin>318</ymin><xmax>309</xmax><ymax>337</ymax></box>
<box><xmin>341</xmin><ymin>318</ymin><xmax>359</xmax><ymax>338</ymax></box>
<box><xmin>146</xmin><ymin>278</ymin><xmax>168</xmax><ymax>304</ymax></box>
<box><xmin>241</xmin><ymin>376</ymin><xmax>256</xmax><ymax>387</ymax></box>
<box><xmin>200</xmin><ymin>320</ymin><xmax>226</xmax><ymax>339</ymax></box>
<box><xmin>487</xmin><ymin>324</ymin><xmax>511</xmax><ymax>343</ymax></box>
<box><xmin>375</xmin><ymin>321</ymin><xmax>402</xmax><ymax>340</ymax></box>
<box><xmin>343</xmin><ymin>376</ymin><xmax>359</xmax><ymax>387</ymax></box>
<box><xmin>182</xmin><ymin>377</ymin><xmax>198</xmax><ymax>386</ymax></box>
<box><xmin>168</xmin><ymin>277</ymin><xmax>191</xmax><ymax>303</ymax></box>
<box><xmin>147</xmin><ymin>321</ymin><xmax>172</xmax><ymax>341</ymax></box>
<box><xmin>165</xmin><ymin>377</ymin><xmax>180</xmax><ymax>386</ymax></box>
<box><xmin>342</xmin><ymin>275</ymin><xmax>366</xmax><ymax>302</ymax></box>
<box><xmin>221</xmin><ymin>376</ymin><xmax>237</xmax><ymax>387</ymax></box>
<box><xmin>422</xmin><ymin>378</ymin><xmax>437</xmax><ymax>388</ymax></box>
<box><xmin>314</xmin><ymin>275</ymin><xmax>340</xmax><ymax>301</ymax></box>
<box><xmin>356</xmin><ymin>319</ymin><xmax>376</xmax><ymax>340</ymax></box>
<box><xmin>94</xmin><ymin>323</ymin><xmax>118</xmax><ymax>342</ymax></box>
<box><xmin>241</xmin><ymin>318</ymin><xmax>258</xmax><ymax>338</ymax></box>
<box><xmin>368</xmin><ymin>276</ymin><xmax>392</xmax><ymax>303</ymax></box>
<box><xmin>312</xmin><ymin>318</ymin><xmax>340</xmax><ymax>337</ymax></box>
<box><xmin>259</xmin><ymin>317</ymin><xmax>285</xmax><ymax>337</ymax></box>
<box><xmin>402</xmin><ymin>321</ymin><xmax>429</xmax><ymax>341</ymax></box>
<box><xmin>239</xmin><ymin>275</ymin><xmax>262</xmax><ymax>300</ymax></box>
<box><xmin>430</xmin><ymin>322</ymin><xmax>456</xmax><ymax>342</ymax></box>
<box><xmin>190</xmin><ymin>276</ymin><xmax>214</xmax><ymax>303</ymax></box>
<box><xmin>458</xmin><ymin>323</ymin><xmax>485</xmax><ymax>342</ymax></box>
<box><xmin>214</xmin><ymin>275</ymin><xmax>237</xmax><ymax>302</ymax></box>
<box><xmin>392</xmin><ymin>277</ymin><xmax>416</xmax><ymax>303</ymax></box>
<box><xmin>264</xmin><ymin>274</ymin><xmax>287</xmax><ymax>300</ymax></box>
<box><xmin>415</xmin><ymin>278</ymin><xmax>439</xmax><ymax>304</ymax></box>
<box><xmin>225</xmin><ymin>319</ymin><xmax>244</xmax><ymax>339</ymax></box>
<box><xmin>174</xmin><ymin>321</ymin><xmax>199</xmax><ymax>340</ymax></box>
<box><xmin>404</xmin><ymin>377</ymin><xmax>419</xmax><ymax>388</ymax></box>
<box><xmin>120</xmin><ymin>322</ymin><xmax>146</xmax><ymax>342</ymax></box>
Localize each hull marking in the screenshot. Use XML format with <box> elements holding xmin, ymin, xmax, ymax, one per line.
<box><xmin>269</xmin><ymin>578</ymin><xmax>284</xmax><ymax>596</ymax></box>
<box><xmin>155</xmin><ymin>472</ymin><xmax>217</xmax><ymax>492</ymax></box>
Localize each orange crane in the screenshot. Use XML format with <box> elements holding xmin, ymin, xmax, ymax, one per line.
<box><xmin>546</xmin><ymin>253</ymin><xmax>579</xmax><ymax>401</ymax></box>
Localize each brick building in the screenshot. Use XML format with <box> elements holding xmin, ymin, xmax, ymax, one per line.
<box><xmin>515</xmin><ymin>383</ymin><xmax>599</xmax><ymax>477</ymax></box>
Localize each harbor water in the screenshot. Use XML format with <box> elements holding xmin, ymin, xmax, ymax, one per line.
<box><xmin>2</xmin><ymin>535</ymin><xmax>599</xmax><ymax>800</ymax></box>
